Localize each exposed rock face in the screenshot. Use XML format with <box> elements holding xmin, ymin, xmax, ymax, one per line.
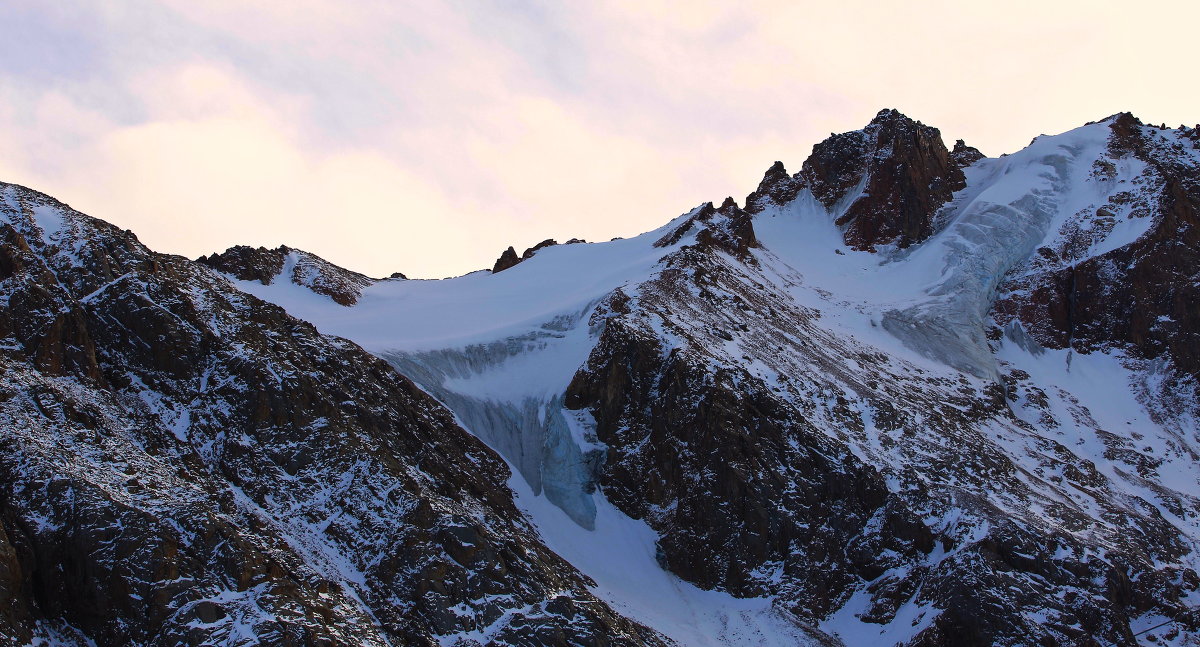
<box><xmin>744</xmin><ymin>161</ymin><xmax>804</xmax><ymax>213</ymax></box>
<box><xmin>559</xmin><ymin>230</ymin><xmax>1199</xmax><ymax>645</ymax></box>
<box><xmin>992</xmin><ymin>113</ymin><xmax>1200</xmax><ymax>392</ymax></box>
<box><xmin>811</xmin><ymin>109</ymin><xmax>965</xmax><ymax>250</ymax></box>
<box><xmin>521</xmin><ymin>239</ymin><xmax>558</xmax><ymax>260</ymax></box>
<box><xmin>746</xmin><ymin>109</ymin><xmax>966</xmax><ymax>250</ymax></box>
<box><xmin>492</xmin><ymin>246</ymin><xmax>521</xmax><ymax>273</ymax></box>
<box><xmin>198</xmin><ymin>245</ymin><xmax>378</xmax><ymax>306</ymax></box>
<box><xmin>492</xmin><ymin>240</ymin><xmax>562</xmax><ymax>274</ymax></box>
<box><xmin>950</xmin><ymin>139</ymin><xmax>986</xmax><ymax>168</ymax></box>
<box><xmin>654</xmin><ymin>198</ymin><xmax>757</xmax><ymax>258</ymax></box>
<box><xmin>195</xmin><ymin>244</ymin><xmax>285</xmax><ymax>284</ymax></box>
<box><xmin>0</xmin><ymin>182</ymin><xmax>667</xmax><ymax>647</ymax></box>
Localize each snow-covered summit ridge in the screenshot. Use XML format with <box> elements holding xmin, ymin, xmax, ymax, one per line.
<box><xmin>219</xmin><ymin>111</ymin><xmax>1195</xmax><ymax>366</ymax></box>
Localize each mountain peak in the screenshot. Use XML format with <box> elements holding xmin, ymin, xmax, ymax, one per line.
<box><xmin>867</xmin><ymin>107</ymin><xmax>910</xmax><ymax>126</ymax></box>
<box><xmin>744</xmin><ymin>110</ymin><xmax>964</xmax><ymax>247</ymax></box>
<box><xmin>492</xmin><ymin>245</ymin><xmax>520</xmax><ymax>273</ymax></box>
<box><xmin>744</xmin><ymin>161</ymin><xmax>802</xmax><ymax>214</ymax></box>
<box><xmin>802</xmin><ymin>110</ymin><xmax>964</xmax><ymax>250</ymax></box>
<box><xmin>1100</xmin><ymin>111</ymin><xmax>1140</xmax><ymax>125</ymax></box>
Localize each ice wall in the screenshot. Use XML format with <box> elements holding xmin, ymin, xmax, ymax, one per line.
<box><xmin>382</xmin><ymin>310</ymin><xmax>605</xmax><ymax>529</ymax></box>
<box><xmin>882</xmin><ymin>132</ymin><xmax>1109</xmax><ymax>380</ymax></box>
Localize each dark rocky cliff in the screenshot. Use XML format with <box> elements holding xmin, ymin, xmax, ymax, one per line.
<box><xmin>746</xmin><ymin>109</ymin><xmax>967</xmax><ymax>251</ymax></box>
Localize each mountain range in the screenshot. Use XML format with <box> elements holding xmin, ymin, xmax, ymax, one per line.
<box><xmin>1</xmin><ymin>109</ymin><xmax>1198</xmax><ymax>646</ymax></box>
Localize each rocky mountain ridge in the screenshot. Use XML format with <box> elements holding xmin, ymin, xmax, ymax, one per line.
<box><xmin>196</xmin><ymin>244</ymin><xmax>388</xmax><ymax>306</ymax></box>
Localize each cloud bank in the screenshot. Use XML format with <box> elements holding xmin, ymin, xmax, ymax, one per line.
<box><xmin>1</xmin><ymin>0</ymin><xmax>1196</xmax><ymax>277</ymax></box>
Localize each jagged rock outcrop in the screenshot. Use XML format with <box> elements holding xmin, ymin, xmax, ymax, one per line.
<box><xmin>950</xmin><ymin>139</ymin><xmax>986</xmax><ymax>168</ymax></box>
<box><xmin>522</xmin><ymin>239</ymin><xmax>558</xmax><ymax>260</ymax></box>
<box><xmin>746</xmin><ymin>109</ymin><xmax>966</xmax><ymax>251</ymax></box>
<box><xmin>492</xmin><ymin>246</ymin><xmax>521</xmax><ymax>273</ymax></box>
<box><xmin>196</xmin><ymin>244</ymin><xmax>285</xmax><ymax>284</ymax></box>
<box><xmin>654</xmin><ymin>198</ymin><xmax>757</xmax><ymax>258</ymax></box>
<box><xmin>0</xmin><ymin>182</ymin><xmax>667</xmax><ymax>647</ymax></box>
<box><xmin>809</xmin><ymin>109</ymin><xmax>965</xmax><ymax>250</ymax></box>
<box><xmin>198</xmin><ymin>245</ymin><xmax>378</xmax><ymax>306</ymax></box>
<box><xmin>491</xmin><ymin>240</ymin><xmax>563</xmax><ymax>274</ymax></box>
<box><xmin>744</xmin><ymin>161</ymin><xmax>804</xmax><ymax>214</ymax></box>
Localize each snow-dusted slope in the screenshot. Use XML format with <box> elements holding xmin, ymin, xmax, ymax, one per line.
<box><xmin>0</xmin><ymin>181</ymin><xmax>667</xmax><ymax>647</ymax></box>
<box><xmin>226</xmin><ymin>112</ymin><xmax>1200</xmax><ymax>646</ymax></box>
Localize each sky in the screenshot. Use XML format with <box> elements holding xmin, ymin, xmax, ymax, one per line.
<box><xmin>1</xmin><ymin>1</ymin><xmax>1196</xmax><ymax>279</ymax></box>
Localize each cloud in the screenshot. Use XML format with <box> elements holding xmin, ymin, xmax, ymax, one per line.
<box><xmin>0</xmin><ymin>64</ymin><xmax>469</xmax><ymax>277</ymax></box>
<box><xmin>0</xmin><ymin>1</ymin><xmax>1196</xmax><ymax>277</ymax></box>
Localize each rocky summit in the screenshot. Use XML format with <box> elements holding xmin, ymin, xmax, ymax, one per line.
<box><xmin>2</xmin><ymin>110</ymin><xmax>1199</xmax><ymax>647</ymax></box>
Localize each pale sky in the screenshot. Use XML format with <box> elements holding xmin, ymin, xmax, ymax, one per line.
<box><xmin>1</xmin><ymin>1</ymin><xmax>1196</xmax><ymax>278</ymax></box>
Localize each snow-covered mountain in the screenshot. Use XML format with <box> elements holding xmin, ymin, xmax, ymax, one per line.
<box><xmin>2</xmin><ymin>109</ymin><xmax>1198</xmax><ymax>646</ymax></box>
<box><xmin>0</xmin><ymin>184</ymin><xmax>664</xmax><ymax>646</ymax></box>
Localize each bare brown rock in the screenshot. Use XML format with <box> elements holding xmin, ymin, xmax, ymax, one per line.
<box><xmin>950</xmin><ymin>139</ymin><xmax>986</xmax><ymax>168</ymax></box>
<box><xmin>492</xmin><ymin>246</ymin><xmax>521</xmax><ymax>273</ymax></box>
<box><xmin>742</xmin><ymin>110</ymin><xmax>967</xmax><ymax>251</ymax></box>
<box><xmin>521</xmin><ymin>239</ymin><xmax>558</xmax><ymax>260</ymax></box>
<box><xmin>744</xmin><ymin>161</ymin><xmax>804</xmax><ymax>213</ymax></box>
<box><xmin>811</xmin><ymin>109</ymin><xmax>965</xmax><ymax>250</ymax></box>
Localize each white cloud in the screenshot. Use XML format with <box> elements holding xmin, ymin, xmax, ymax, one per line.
<box><xmin>1</xmin><ymin>0</ymin><xmax>1196</xmax><ymax>277</ymax></box>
